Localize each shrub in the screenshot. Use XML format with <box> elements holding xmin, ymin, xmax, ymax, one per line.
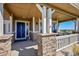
<box><xmin>72</xmin><ymin>44</ymin><xmax>79</xmax><ymax>56</ymax></box>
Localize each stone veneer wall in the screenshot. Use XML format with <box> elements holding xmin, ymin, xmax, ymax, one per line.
<box><xmin>0</xmin><ymin>34</ymin><xmax>13</xmax><ymax>56</ymax></box>
<box><xmin>29</xmin><ymin>31</ymin><xmax>39</xmax><ymax>41</ymax></box>
<box><xmin>37</xmin><ymin>33</ymin><xmax>57</xmax><ymax>56</ymax></box>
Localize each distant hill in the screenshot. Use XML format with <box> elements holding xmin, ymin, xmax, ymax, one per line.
<box><xmin>60</xmin><ymin>29</ymin><xmax>75</xmax><ymax>33</ymax></box>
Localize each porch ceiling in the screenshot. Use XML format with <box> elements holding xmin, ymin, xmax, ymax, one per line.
<box><xmin>41</xmin><ymin>3</ymin><xmax>79</xmax><ymax>21</ymax></box>
<box><xmin>50</xmin><ymin>3</ymin><xmax>79</xmax><ymax>17</ymax></box>
<box><xmin>4</xmin><ymin>3</ymin><xmax>41</xmax><ymax>19</ymax></box>
<box><xmin>4</xmin><ymin>3</ymin><xmax>79</xmax><ymax>22</ymax></box>
<box><xmin>52</xmin><ymin>11</ymin><xmax>75</xmax><ymax>22</ymax></box>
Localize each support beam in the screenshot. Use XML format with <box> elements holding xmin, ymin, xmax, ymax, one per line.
<box><xmin>36</xmin><ymin>4</ymin><xmax>43</xmax><ymax>13</ymax></box>
<box><xmin>0</xmin><ymin>4</ymin><xmax>4</xmax><ymax>36</ymax></box>
<box><xmin>40</xmin><ymin>4</ymin><xmax>79</xmax><ymax>18</ymax></box>
<box><xmin>51</xmin><ymin>9</ymin><xmax>55</xmax><ymax>14</ymax></box>
<box><xmin>70</xmin><ymin>3</ymin><xmax>79</xmax><ymax>10</ymax></box>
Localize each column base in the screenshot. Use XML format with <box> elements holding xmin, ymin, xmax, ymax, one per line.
<box><xmin>37</xmin><ymin>33</ymin><xmax>57</xmax><ymax>56</ymax></box>
<box><xmin>0</xmin><ymin>34</ymin><xmax>13</xmax><ymax>56</ymax></box>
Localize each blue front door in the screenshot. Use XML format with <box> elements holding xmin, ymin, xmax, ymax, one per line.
<box><xmin>16</xmin><ymin>22</ymin><xmax>26</xmax><ymax>40</ymax></box>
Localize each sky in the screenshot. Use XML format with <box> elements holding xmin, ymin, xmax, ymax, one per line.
<box><xmin>59</xmin><ymin>21</ymin><xmax>75</xmax><ymax>30</ymax></box>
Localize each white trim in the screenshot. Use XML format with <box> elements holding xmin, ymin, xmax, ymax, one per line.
<box><xmin>56</xmin><ymin>41</ymin><xmax>78</xmax><ymax>52</ymax></box>
<box><xmin>15</xmin><ymin>20</ymin><xmax>30</xmax><ymax>40</ymax></box>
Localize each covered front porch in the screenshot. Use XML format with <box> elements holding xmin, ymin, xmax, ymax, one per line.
<box><xmin>0</xmin><ymin>3</ymin><xmax>79</xmax><ymax>56</ymax></box>
<box><xmin>11</xmin><ymin>34</ymin><xmax>78</xmax><ymax>56</ymax></box>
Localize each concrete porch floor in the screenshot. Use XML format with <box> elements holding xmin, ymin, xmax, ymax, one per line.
<box><xmin>11</xmin><ymin>40</ymin><xmax>38</xmax><ymax>56</ymax></box>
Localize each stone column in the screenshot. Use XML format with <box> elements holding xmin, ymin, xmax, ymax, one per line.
<box><xmin>36</xmin><ymin>4</ymin><xmax>57</xmax><ymax>56</ymax></box>
<box><xmin>0</xmin><ymin>3</ymin><xmax>4</xmax><ymax>36</ymax></box>
<box><xmin>0</xmin><ymin>34</ymin><xmax>13</xmax><ymax>56</ymax></box>
<box><xmin>37</xmin><ymin>33</ymin><xmax>57</xmax><ymax>56</ymax></box>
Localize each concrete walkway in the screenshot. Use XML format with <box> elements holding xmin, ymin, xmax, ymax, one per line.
<box><xmin>11</xmin><ymin>40</ymin><xmax>38</xmax><ymax>56</ymax></box>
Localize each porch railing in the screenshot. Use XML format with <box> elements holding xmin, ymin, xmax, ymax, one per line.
<box><xmin>56</xmin><ymin>34</ymin><xmax>78</xmax><ymax>51</ymax></box>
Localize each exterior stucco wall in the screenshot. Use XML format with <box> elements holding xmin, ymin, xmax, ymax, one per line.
<box><xmin>3</xmin><ymin>16</ymin><xmax>10</xmax><ymax>20</ymax></box>
<box><xmin>12</xmin><ymin>18</ymin><xmax>40</xmax><ymax>33</ymax></box>
<box><xmin>3</xmin><ymin>9</ymin><xmax>10</xmax><ymax>20</ymax></box>
<box><xmin>0</xmin><ymin>3</ymin><xmax>3</xmax><ymax>14</ymax></box>
<box><xmin>13</xmin><ymin>19</ymin><xmax>33</xmax><ymax>33</ymax></box>
<box><xmin>13</xmin><ymin>18</ymin><xmax>40</xmax><ymax>40</ymax></box>
<box><xmin>0</xmin><ymin>3</ymin><xmax>4</xmax><ymax>35</ymax></box>
<box><xmin>35</xmin><ymin>19</ymin><xmax>39</xmax><ymax>32</ymax></box>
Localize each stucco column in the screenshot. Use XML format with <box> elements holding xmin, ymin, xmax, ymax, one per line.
<box><xmin>76</xmin><ymin>18</ymin><xmax>79</xmax><ymax>42</ymax></box>
<box><xmin>36</xmin><ymin>4</ymin><xmax>47</xmax><ymax>34</ymax></box>
<box><xmin>42</xmin><ymin>6</ymin><xmax>47</xmax><ymax>34</ymax></box>
<box><xmin>47</xmin><ymin>8</ymin><xmax>52</xmax><ymax>33</ymax></box>
<box><xmin>32</xmin><ymin>17</ymin><xmax>35</xmax><ymax>32</ymax></box>
<box><xmin>57</xmin><ymin>20</ymin><xmax>59</xmax><ymax>32</ymax></box>
<box><xmin>0</xmin><ymin>3</ymin><xmax>4</xmax><ymax>36</ymax></box>
<box><xmin>47</xmin><ymin>8</ymin><xmax>55</xmax><ymax>33</ymax></box>
<box><xmin>76</xmin><ymin>18</ymin><xmax>79</xmax><ymax>31</ymax></box>
<box><xmin>10</xmin><ymin>14</ymin><xmax>13</xmax><ymax>33</ymax></box>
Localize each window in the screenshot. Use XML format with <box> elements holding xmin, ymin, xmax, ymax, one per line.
<box><xmin>4</xmin><ymin>20</ymin><xmax>11</xmax><ymax>34</ymax></box>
